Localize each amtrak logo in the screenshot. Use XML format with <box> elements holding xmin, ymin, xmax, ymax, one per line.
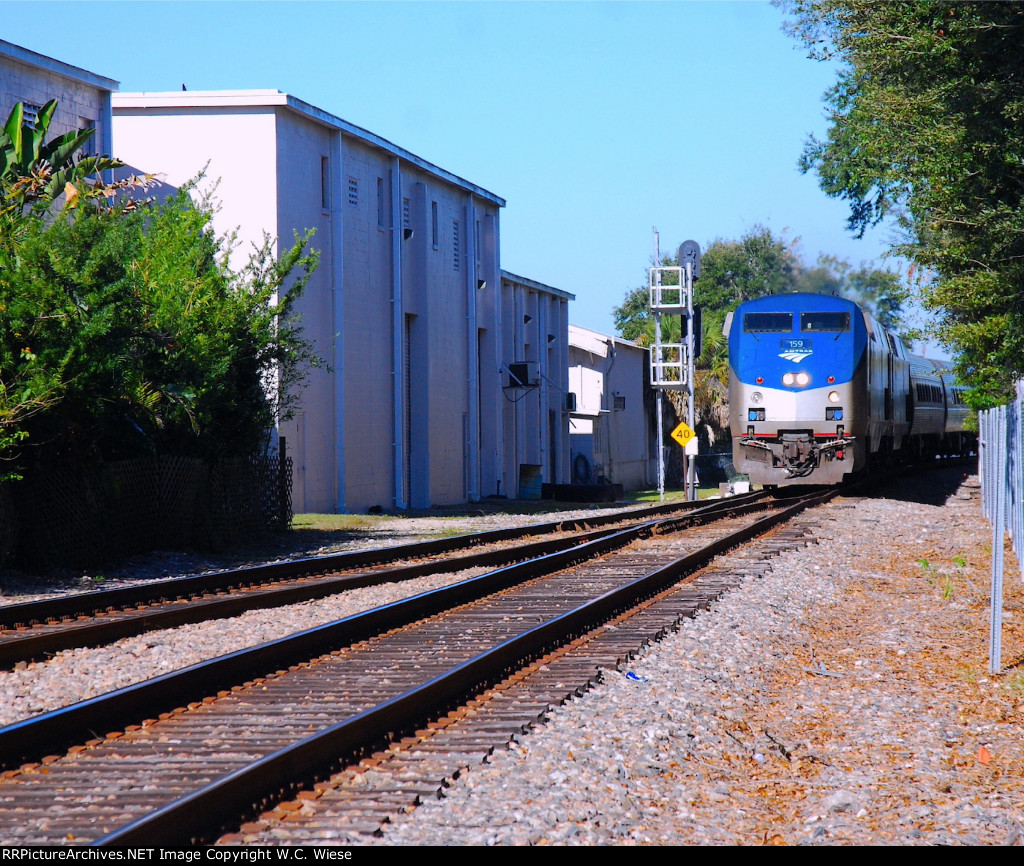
<box><xmin>778</xmin><ymin>338</ymin><xmax>812</xmax><ymax>363</ymax></box>
<box><xmin>779</xmin><ymin>350</ymin><xmax>812</xmax><ymax>363</ymax></box>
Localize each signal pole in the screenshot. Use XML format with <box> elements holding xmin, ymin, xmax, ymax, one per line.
<box><xmin>649</xmin><ymin>239</ymin><xmax>700</xmax><ymax>501</ymax></box>
<box><xmin>653</xmin><ymin>229</ymin><xmax>665</xmax><ymax>501</ymax></box>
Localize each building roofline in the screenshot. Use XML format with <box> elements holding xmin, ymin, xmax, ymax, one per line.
<box><xmin>0</xmin><ymin>40</ymin><xmax>118</xmax><ymax>91</ymax></box>
<box><xmin>112</xmin><ymin>89</ymin><xmax>505</xmax><ymax>206</ymax></box>
<box><xmin>501</xmin><ymin>270</ymin><xmax>575</xmax><ymax>301</ymax></box>
<box><xmin>569</xmin><ymin>322</ymin><xmax>644</xmax><ymax>350</ymax></box>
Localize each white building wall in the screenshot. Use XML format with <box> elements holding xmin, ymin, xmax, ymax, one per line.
<box><xmin>500</xmin><ymin>273</ymin><xmax>573</xmax><ymax>496</ymax></box>
<box><xmin>112</xmin><ymin>90</ymin><xmax>507</xmax><ymax>514</ymax></box>
<box><xmin>112</xmin><ymin>103</ymin><xmax>280</xmax><ymax>262</ymax></box>
<box><xmin>568</xmin><ymin>325</ymin><xmax>653</xmax><ymax>491</ymax></box>
<box><xmin>1</xmin><ymin>40</ymin><xmax>116</xmax><ymax>162</ymax></box>
<box><xmin>338</xmin><ymin>140</ymin><xmax>398</xmax><ymax>512</ymax></box>
<box><xmin>275</xmin><ymin>110</ymin><xmax>337</xmax><ymax>512</ymax></box>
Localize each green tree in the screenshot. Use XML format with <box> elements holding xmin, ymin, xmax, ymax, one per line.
<box><xmin>778</xmin><ymin>0</ymin><xmax>1024</xmax><ymax>406</ymax></box>
<box><xmin>793</xmin><ymin>254</ymin><xmax>905</xmax><ymax>334</ymax></box>
<box><xmin>696</xmin><ymin>225</ymin><xmax>800</xmax><ymax>312</ymax></box>
<box><xmin>1</xmin><ymin>99</ymin><xmax>129</xmax><ymax>214</ymax></box>
<box><xmin>2</xmin><ymin>186</ymin><xmax>319</xmax><ymax>470</ymax></box>
<box><xmin>0</xmin><ymin>100</ymin><xmax>320</xmax><ymax>477</ymax></box>
<box><xmin>614</xmin><ymin>225</ymin><xmax>800</xmax><ymax>346</ymax></box>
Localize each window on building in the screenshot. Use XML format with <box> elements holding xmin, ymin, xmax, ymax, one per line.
<box><xmin>431</xmin><ymin>201</ymin><xmax>439</xmax><ymax>250</ymax></box>
<box><xmin>321</xmin><ymin>156</ymin><xmax>330</xmax><ymax>210</ymax></box>
<box><xmin>347</xmin><ymin>177</ymin><xmax>358</xmax><ymax>207</ymax></box>
<box><xmin>402</xmin><ymin>197</ymin><xmax>411</xmax><ymax>231</ymax></box>
<box><xmin>453</xmin><ymin>219</ymin><xmax>460</xmax><ymax>270</ymax></box>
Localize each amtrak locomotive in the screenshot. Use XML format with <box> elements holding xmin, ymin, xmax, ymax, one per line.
<box><xmin>724</xmin><ymin>293</ymin><xmax>972</xmax><ymax>487</ymax></box>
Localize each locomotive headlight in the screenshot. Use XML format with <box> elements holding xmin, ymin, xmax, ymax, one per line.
<box><xmin>751</xmin><ymin>391</ymin><xmax>763</xmax><ymax>404</ymax></box>
<box><xmin>795</xmin><ymin>372</ymin><xmax>810</xmax><ymax>386</ymax></box>
<box><xmin>828</xmin><ymin>391</ymin><xmax>841</xmax><ymax>403</ymax></box>
<box><xmin>782</xmin><ymin>372</ymin><xmax>795</xmax><ymax>386</ymax></box>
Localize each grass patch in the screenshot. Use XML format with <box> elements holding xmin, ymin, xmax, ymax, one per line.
<box><xmin>627</xmin><ymin>487</ymin><xmax>726</xmax><ymax>503</ymax></box>
<box><xmin>292</xmin><ymin>513</ymin><xmax>389</xmax><ymax>532</ymax></box>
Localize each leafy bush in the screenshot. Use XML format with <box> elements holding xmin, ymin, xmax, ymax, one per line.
<box><xmin>0</xmin><ymin>101</ymin><xmax>320</xmax><ymax>477</ymax></box>
<box><xmin>1</xmin><ymin>185</ymin><xmax>319</xmax><ymax>469</ymax></box>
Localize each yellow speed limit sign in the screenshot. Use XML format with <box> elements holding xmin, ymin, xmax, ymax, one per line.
<box><xmin>670</xmin><ymin>421</ymin><xmax>699</xmax><ymax>455</ymax></box>
<box><xmin>670</xmin><ymin>421</ymin><xmax>694</xmax><ymax>447</ymax></box>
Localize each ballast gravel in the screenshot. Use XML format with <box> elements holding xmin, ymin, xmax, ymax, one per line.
<box><xmin>3</xmin><ymin>470</ymin><xmax>1023</xmax><ymax>846</ymax></box>
<box><xmin>359</xmin><ymin>471</ymin><xmax>1024</xmax><ymax>846</ymax></box>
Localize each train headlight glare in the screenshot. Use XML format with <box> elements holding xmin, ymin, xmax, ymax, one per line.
<box><xmin>782</xmin><ymin>372</ymin><xmax>795</xmax><ymax>386</ymax></box>
<box><xmin>751</xmin><ymin>391</ymin><xmax>763</xmax><ymax>404</ymax></box>
<box><xmin>796</xmin><ymin>372</ymin><xmax>810</xmax><ymax>386</ymax></box>
<box><xmin>828</xmin><ymin>391</ymin><xmax>841</xmax><ymax>403</ymax></box>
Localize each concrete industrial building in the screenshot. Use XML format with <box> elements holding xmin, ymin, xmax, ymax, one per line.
<box><xmin>112</xmin><ymin>89</ymin><xmax>573</xmax><ymax>513</ymax></box>
<box><xmin>568</xmin><ymin>325</ymin><xmax>654</xmax><ymax>492</ymax></box>
<box><xmin>500</xmin><ymin>272</ymin><xmax>574</xmax><ymax>499</ymax></box>
<box><xmin>1</xmin><ymin>39</ymin><xmax>116</xmax><ymax>160</ymax></box>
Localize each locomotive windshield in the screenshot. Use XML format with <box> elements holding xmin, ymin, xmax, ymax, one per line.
<box><xmin>743</xmin><ymin>313</ymin><xmax>792</xmax><ymax>333</ymax></box>
<box><xmin>800</xmin><ymin>312</ymin><xmax>850</xmax><ymax>332</ymax></box>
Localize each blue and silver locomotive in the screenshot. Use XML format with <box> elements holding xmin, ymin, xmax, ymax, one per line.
<box><xmin>725</xmin><ymin>293</ymin><xmax>972</xmax><ymax>486</ymax></box>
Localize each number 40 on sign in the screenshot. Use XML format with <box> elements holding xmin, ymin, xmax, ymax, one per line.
<box><xmin>670</xmin><ymin>422</ymin><xmax>699</xmax><ymax>455</ymax></box>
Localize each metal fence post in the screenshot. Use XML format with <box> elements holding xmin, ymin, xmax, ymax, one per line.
<box><xmin>980</xmin><ymin>378</ymin><xmax>1024</xmax><ymax>674</ymax></box>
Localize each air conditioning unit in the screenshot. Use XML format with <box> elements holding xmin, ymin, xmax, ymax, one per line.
<box><xmin>507</xmin><ymin>362</ymin><xmax>540</xmax><ymax>388</ymax></box>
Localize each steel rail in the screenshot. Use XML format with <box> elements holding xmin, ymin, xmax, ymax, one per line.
<box><xmin>0</xmin><ymin>494</ymin><xmax>770</xmax><ymax>772</ymax></box>
<box><xmin>0</xmin><ymin>493</ymin><xmax>765</xmax><ymax>668</ymax></box>
<box><xmin>93</xmin><ymin>487</ymin><xmax>834</xmax><ymax>846</ymax></box>
<box><xmin>0</xmin><ymin>526</ymin><xmax>623</xmax><ymax>667</ymax></box>
<box><xmin>0</xmin><ymin>492</ymin><xmax>766</xmax><ymax>630</ymax></box>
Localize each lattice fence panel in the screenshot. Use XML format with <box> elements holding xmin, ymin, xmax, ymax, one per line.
<box><xmin>157</xmin><ymin>455</ymin><xmax>204</xmax><ymax>548</ymax></box>
<box><xmin>0</xmin><ymin>483</ymin><xmax>17</xmax><ymax>570</ymax></box>
<box><xmin>7</xmin><ymin>452</ymin><xmax>292</xmax><ymax>572</ymax></box>
<box><xmin>18</xmin><ymin>463</ymin><xmax>108</xmax><ymax>570</ymax></box>
<box><xmin>106</xmin><ymin>459</ymin><xmax>160</xmax><ymax>558</ymax></box>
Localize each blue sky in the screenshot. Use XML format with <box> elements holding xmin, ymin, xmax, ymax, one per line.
<box><xmin>3</xmin><ymin>0</ymin><xmax>905</xmax><ymax>337</ymax></box>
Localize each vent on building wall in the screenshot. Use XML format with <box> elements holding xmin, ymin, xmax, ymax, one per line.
<box><xmin>507</xmin><ymin>362</ymin><xmax>540</xmax><ymax>388</ymax></box>
<box><xmin>22</xmin><ymin>102</ymin><xmax>41</xmax><ymax>126</ymax></box>
<box><xmin>453</xmin><ymin>219</ymin><xmax>460</xmax><ymax>270</ymax></box>
<box><xmin>613</xmin><ymin>395</ymin><xmax>626</xmax><ymax>411</ymax></box>
<box><xmin>347</xmin><ymin>178</ymin><xmax>358</xmax><ymax>207</ymax></box>
<box><xmin>565</xmin><ymin>392</ymin><xmax>577</xmax><ymax>412</ymax></box>
<box><xmin>402</xmin><ymin>197</ymin><xmax>413</xmax><ymax>240</ymax></box>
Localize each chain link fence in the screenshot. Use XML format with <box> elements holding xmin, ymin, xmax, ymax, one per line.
<box><xmin>0</xmin><ymin>453</ymin><xmax>292</xmax><ymax>572</ymax></box>
<box><xmin>979</xmin><ymin>377</ymin><xmax>1023</xmax><ymax>673</ymax></box>
<box><xmin>979</xmin><ymin>378</ymin><xmax>1023</xmax><ymax>577</ymax></box>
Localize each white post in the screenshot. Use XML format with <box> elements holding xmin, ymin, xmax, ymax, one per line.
<box><xmin>989</xmin><ymin>404</ymin><xmax>1006</xmax><ymax>674</ymax></box>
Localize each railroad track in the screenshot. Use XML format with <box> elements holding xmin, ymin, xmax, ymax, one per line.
<box><xmin>0</xmin><ymin>494</ymin><xmax>769</xmax><ymax>668</ymax></box>
<box><xmin>0</xmin><ymin>487</ymin><xmax>834</xmax><ymax>846</ymax></box>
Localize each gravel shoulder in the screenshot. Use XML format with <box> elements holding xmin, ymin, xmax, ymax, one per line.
<box><xmin>365</xmin><ymin>469</ymin><xmax>1024</xmax><ymax>846</ymax></box>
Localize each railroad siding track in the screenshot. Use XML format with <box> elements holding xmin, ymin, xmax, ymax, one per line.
<box><xmin>0</xmin><ymin>494</ymin><xmax>768</xmax><ymax>668</ymax></box>
<box><xmin>0</xmin><ymin>492</ymin><xmax>827</xmax><ymax>845</ymax></box>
